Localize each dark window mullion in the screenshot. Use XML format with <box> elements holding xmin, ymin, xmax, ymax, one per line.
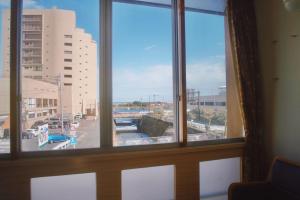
<box><xmin>100</xmin><ymin>0</ymin><xmax>113</xmax><ymax>148</ymax></box>
<box><xmin>10</xmin><ymin>0</ymin><xmax>23</xmax><ymax>158</ymax></box>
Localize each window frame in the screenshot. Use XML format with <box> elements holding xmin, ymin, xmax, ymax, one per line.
<box><xmin>2</xmin><ymin>0</ymin><xmax>244</xmax><ymax>159</ymax></box>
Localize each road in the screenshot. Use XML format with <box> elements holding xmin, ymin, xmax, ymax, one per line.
<box><xmin>0</xmin><ymin>119</ymin><xmax>100</xmax><ymax>153</ymax></box>
<box><xmin>66</xmin><ymin>119</ymin><xmax>100</xmax><ymax>149</ymax></box>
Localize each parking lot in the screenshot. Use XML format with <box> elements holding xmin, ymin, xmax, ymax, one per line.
<box><xmin>0</xmin><ymin>118</ymin><xmax>101</xmax><ymax>152</ymax></box>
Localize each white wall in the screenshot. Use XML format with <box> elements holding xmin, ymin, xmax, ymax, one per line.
<box><xmin>255</xmin><ymin>0</ymin><xmax>300</xmax><ymax>164</ymax></box>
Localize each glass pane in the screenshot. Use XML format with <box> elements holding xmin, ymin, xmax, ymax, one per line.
<box><xmin>20</xmin><ymin>1</ymin><xmax>100</xmax><ymax>151</ymax></box>
<box><xmin>185</xmin><ymin>0</ymin><xmax>226</xmax><ymax>13</ymax></box>
<box><xmin>200</xmin><ymin>158</ymin><xmax>241</xmax><ymax>200</ymax></box>
<box><xmin>185</xmin><ymin>5</ymin><xmax>228</xmax><ymax>142</ymax></box>
<box><xmin>0</xmin><ymin>1</ymin><xmax>11</xmax><ymax>154</ymax></box>
<box><xmin>122</xmin><ymin>165</ymin><xmax>174</xmax><ymax>200</ymax></box>
<box><xmin>31</xmin><ymin>173</ymin><xmax>96</xmax><ymax>200</ymax></box>
<box><xmin>112</xmin><ymin>1</ymin><xmax>176</xmax><ymax>146</ymax></box>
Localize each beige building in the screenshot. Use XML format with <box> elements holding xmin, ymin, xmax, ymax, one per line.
<box><xmin>2</xmin><ymin>8</ymin><xmax>97</xmax><ymax>117</ymax></box>
<box><xmin>0</xmin><ymin>78</ymin><xmax>59</xmax><ymax>128</ymax></box>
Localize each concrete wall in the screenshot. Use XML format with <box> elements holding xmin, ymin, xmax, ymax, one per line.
<box><xmin>255</xmin><ymin>0</ymin><xmax>300</xmax><ymax>164</ymax></box>
<box><xmin>0</xmin><ymin>78</ymin><xmax>9</xmax><ymax>115</ymax></box>
<box><xmin>138</xmin><ymin>116</ymin><xmax>172</xmax><ymax>137</ymax></box>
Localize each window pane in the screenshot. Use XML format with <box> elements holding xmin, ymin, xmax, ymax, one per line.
<box><xmin>0</xmin><ymin>2</ymin><xmax>11</xmax><ymax>154</ymax></box>
<box><xmin>20</xmin><ymin>1</ymin><xmax>100</xmax><ymax>151</ymax></box>
<box><xmin>122</xmin><ymin>165</ymin><xmax>174</xmax><ymax>200</ymax></box>
<box><xmin>185</xmin><ymin>6</ymin><xmax>229</xmax><ymax>142</ymax></box>
<box><xmin>112</xmin><ymin>1</ymin><xmax>176</xmax><ymax>146</ymax></box>
<box><xmin>200</xmin><ymin>158</ymin><xmax>241</xmax><ymax>200</ymax></box>
<box><xmin>31</xmin><ymin>173</ymin><xmax>96</xmax><ymax>200</ymax></box>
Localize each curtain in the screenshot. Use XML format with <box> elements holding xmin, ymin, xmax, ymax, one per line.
<box><xmin>227</xmin><ymin>0</ymin><xmax>265</xmax><ymax>182</ymax></box>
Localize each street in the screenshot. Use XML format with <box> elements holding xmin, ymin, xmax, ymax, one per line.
<box><xmin>0</xmin><ymin>119</ymin><xmax>101</xmax><ymax>153</ymax></box>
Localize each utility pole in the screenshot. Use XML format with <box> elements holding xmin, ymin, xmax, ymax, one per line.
<box><xmin>59</xmin><ymin>73</ymin><xmax>64</xmax><ymax>133</ymax></box>
<box><xmin>148</xmin><ymin>95</ymin><xmax>151</xmax><ymax>113</ymax></box>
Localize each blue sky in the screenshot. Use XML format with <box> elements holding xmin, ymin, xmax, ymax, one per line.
<box><xmin>0</xmin><ymin>0</ymin><xmax>225</xmax><ymax>102</ymax></box>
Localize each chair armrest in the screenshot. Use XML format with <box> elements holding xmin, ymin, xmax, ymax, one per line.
<box><xmin>228</xmin><ymin>182</ymin><xmax>272</xmax><ymax>200</ymax></box>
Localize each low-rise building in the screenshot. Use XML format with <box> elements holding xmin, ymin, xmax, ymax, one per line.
<box><xmin>0</xmin><ymin>78</ymin><xmax>59</xmax><ymax>129</ymax></box>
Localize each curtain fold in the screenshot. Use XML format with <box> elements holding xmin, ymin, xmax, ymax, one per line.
<box><xmin>227</xmin><ymin>0</ymin><xmax>265</xmax><ymax>182</ymax></box>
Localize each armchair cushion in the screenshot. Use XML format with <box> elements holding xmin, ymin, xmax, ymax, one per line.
<box><xmin>228</xmin><ymin>157</ymin><xmax>300</xmax><ymax>200</ymax></box>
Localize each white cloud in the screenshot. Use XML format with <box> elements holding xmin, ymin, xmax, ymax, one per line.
<box><xmin>23</xmin><ymin>0</ymin><xmax>43</xmax><ymax>9</ymax></box>
<box><xmin>186</xmin><ymin>60</ymin><xmax>226</xmax><ymax>95</ymax></box>
<box><xmin>113</xmin><ymin>64</ymin><xmax>173</xmax><ymax>102</ymax></box>
<box><xmin>113</xmin><ymin>59</ymin><xmax>226</xmax><ymax>102</ymax></box>
<box><xmin>144</xmin><ymin>44</ymin><xmax>157</xmax><ymax>51</ymax></box>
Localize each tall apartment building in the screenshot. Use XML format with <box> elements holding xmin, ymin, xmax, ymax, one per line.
<box><xmin>2</xmin><ymin>8</ymin><xmax>97</xmax><ymax>117</ymax></box>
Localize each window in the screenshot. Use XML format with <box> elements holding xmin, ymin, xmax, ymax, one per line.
<box><xmin>185</xmin><ymin>1</ymin><xmax>238</xmax><ymax>142</ymax></box>
<box><xmin>122</xmin><ymin>166</ymin><xmax>174</xmax><ymax>200</ymax></box>
<box><xmin>43</xmin><ymin>99</ymin><xmax>48</xmax><ymax>107</ymax></box>
<box><xmin>54</xmin><ymin>99</ymin><xmax>57</xmax><ymax>106</ymax></box>
<box><xmin>64</xmin><ymin>35</ymin><xmax>72</xmax><ymax>38</ymax></box>
<box><xmin>64</xmin><ymin>50</ymin><xmax>72</xmax><ymax>54</ymax></box>
<box><xmin>64</xmin><ymin>74</ymin><xmax>72</xmax><ymax>78</ymax></box>
<box><xmin>0</xmin><ymin>2</ymin><xmax>11</xmax><ymax>154</ymax></box>
<box><xmin>64</xmin><ymin>42</ymin><xmax>72</xmax><ymax>46</ymax></box>
<box><xmin>36</xmin><ymin>98</ymin><xmax>42</xmax><ymax>108</ymax></box>
<box><xmin>64</xmin><ymin>58</ymin><xmax>72</xmax><ymax>62</ymax></box>
<box><xmin>64</xmin><ymin>66</ymin><xmax>72</xmax><ymax>70</ymax></box>
<box><xmin>28</xmin><ymin>98</ymin><xmax>36</xmax><ymax>108</ymax></box>
<box><xmin>6</xmin><ymin>0</ymin><xmax>241</xmax><ymax>154</ymax></box>
<box><xmin>28</xmin><ymin>112</ymin><xmax>36</xmax><ymax>119</ymax></box>
<box><xmin>20</xmin><ymin>0</ymin><xmax>100</xmax><ymax>152</ymax></box>
<box><xmin>112</xmin><ymin>0</ymin><xmax>176</xmax><ymax>147</ymax></box>
<box><xmin>31</xmin><ymin>173</ymin><xmax>96</xmax><ymax>200</ymax></box>
<box><xmin>200</xmin><ymin>158</ymin><xmax>241</xmax><ymax>199</ymax></box>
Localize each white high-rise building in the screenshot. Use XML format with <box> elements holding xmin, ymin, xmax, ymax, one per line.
<box><xmin>2</xmin><ymin>8</ymin><xmax>97</xmax><ymax>117</ymax></box>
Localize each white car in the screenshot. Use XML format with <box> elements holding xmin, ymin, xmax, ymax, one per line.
<box><xmin>26</xmin><ymin>129</ymin><xmax>39</xmax><ymax>137</ymax></box>
<box><xmin>71</xmin><ymin>121</ymin><xmax>80</xmax><ymax>129</ymax></box>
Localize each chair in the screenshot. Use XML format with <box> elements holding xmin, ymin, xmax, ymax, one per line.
<box><xmin>228</xmin><ymin>157</ymin><xmax>300</xmax><ymax>200</ymax></box>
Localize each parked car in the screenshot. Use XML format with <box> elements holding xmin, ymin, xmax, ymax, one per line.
<box><xmin>49</xmin><ymin>117</ymin><xmax>60</xmax><ymax>122</ymax></box>
<box><xmin>74</xmin><ymin>113</ymin><xmax>82</xmax><ymax>121</ymax></box>
<box><xmin>26</xmin><ymin>129</ymin><xmax>39</xmax><ymax>137</ymax></box>
<box><xmin>71</xmin><ymin>121</ymin><xmax>80</xmax><ymax>129</ymax></box>
<box><xmin>48</xmin><ymin>133</ymin><xmax>70</xmax><ymax>144</ymax></box>
<box><xmin>22</xmin><ymin>131</ymin><xmax>33</xmax><ymax>139</ymax></box>
<box><xmin>48</xmin><ymin>121</ymin><xmax>59</xmax><ymax>129</ymax></box>
<box><xmin>31</xmin><ymin>120</ymin><xmax>45</xmax><ymax>129</ymax></box>
<box><xmin>58</xmin><ymin>120</ymin><xmax>71</xmax><ymax>129</ymax></box>
<box><xmin>3</xmin><ymin>129</ymin><xmax>9</xmax><ymax>139</ymax></box>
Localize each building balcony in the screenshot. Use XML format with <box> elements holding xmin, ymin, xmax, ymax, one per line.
<box><xmin>23</xmin><ymin>46</ymin><xmax>42</xmax><ymax>49</ymax></box>
<box><xmin>22</xmin><ymin>27</ymin><xmax>42</xmax><ymax>31</ymax></box>
<box><xmin>23</xmin><ymin>38</ymin><xmax>42</xmax><ymax>41</ymax></box>
<box><xmin>22</xmin><ymin>18</ymin><xmax>42</xmax><ymax>22</ymax></box>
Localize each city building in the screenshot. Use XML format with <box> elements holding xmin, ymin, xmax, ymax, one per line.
<box><xmin>0</xmin><ymin>78</ymin><xmax>59</xmax><ymax>128</ymax></box>
<box><xmin>187</xmin><ymin>87</ymin><xmax>226</xmax><ymax>108</ymax></box>
<box><xmin>2</xmin><ymin>8</ymin><xmax>97</xmax><ymax>118</ymax></box>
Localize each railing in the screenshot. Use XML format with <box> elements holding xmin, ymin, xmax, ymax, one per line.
<box><xmin>52</xmin><ymin>140</ymin><xmax>70</xmax><ymax>150</ymax></box>
<box><xmin>23</xmin><ymin>27</ymin><xmax>42</xmax><ymax>31</ymax></box>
